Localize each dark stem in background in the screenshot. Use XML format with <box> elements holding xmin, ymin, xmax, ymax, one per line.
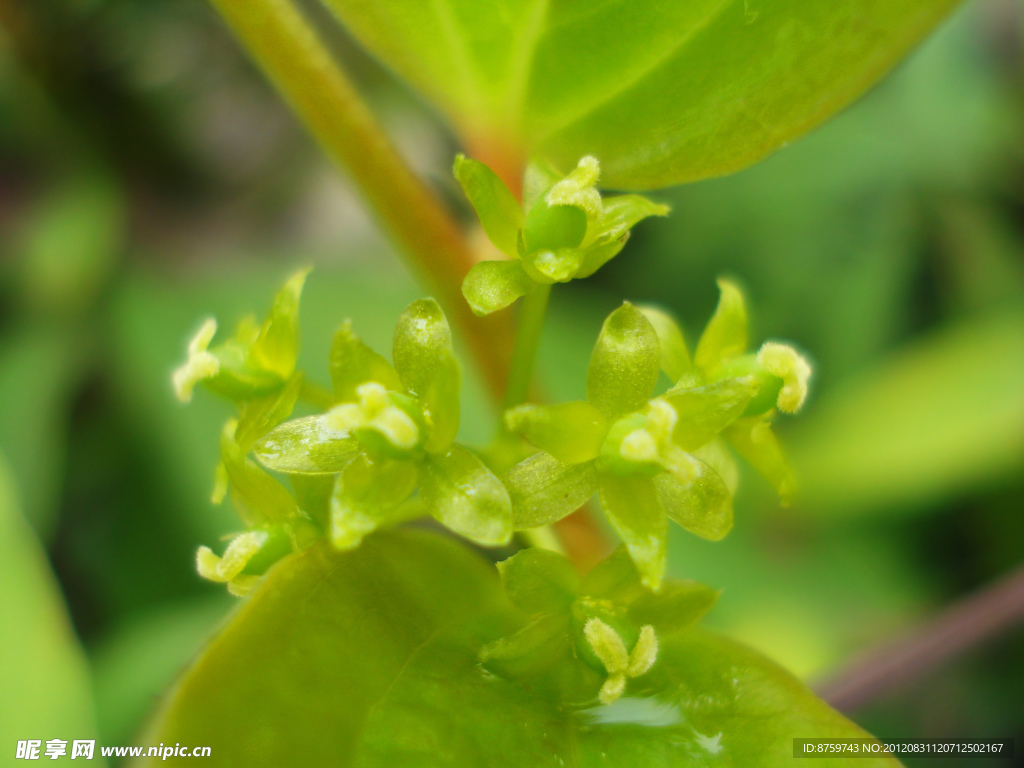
<box><xmin>817</xmin><ymin>561</ymin><xmax>1024</xmax><ymax>712</ymax></box>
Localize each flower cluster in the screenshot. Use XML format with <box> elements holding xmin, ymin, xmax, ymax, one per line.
<box><xmin>174</xmin><ymin>271</ymin><xmax>809</xmax><ymax>598</ymax></box>
<box><xmin>455</xmin><ymin>155</ymin><xmax>668</xmax><ymax>315</ymax></box>
<box><xmin>173</xmin><ymin>273</ymin><xmax>514</xmax><ymax>595</ymax></box>
<box><xmin>501</xmin><ymin>280</ymin><xmax>811</xmax><ymax>590</ymax></box>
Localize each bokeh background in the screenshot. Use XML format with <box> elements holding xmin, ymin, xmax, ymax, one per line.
<box><xmin>1</xmin><ymin>0</ymin><xmax>1022</xmax><ymax>764</ymax></box>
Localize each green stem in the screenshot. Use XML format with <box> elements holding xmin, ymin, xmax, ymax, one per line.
<box><xmin>502</xmin><ymin>284</ymin><xmax>552</xmax><ymax>412</ymax></box>
<box><xmin>206</xmin><ymin>0</ymin><xmax>512</xmax><ymax>400</ymax></box>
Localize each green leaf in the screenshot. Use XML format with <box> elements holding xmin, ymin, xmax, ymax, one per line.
<box><xmin>18</xmin><ymin>171</ymin><xmax>124</xmax><ymax>317</ymax></box>
<box><xmin>694</xmin><ymin>278</ymin><xmax>749</xmax><ymax>375</ymax></box>
<box><xmin>453</xmin><ymin>154</ymin><xmax>523</xmax><ymax>257</ymax></box>
<box><xmin>419</xmin><ymin>444</ymin><xmax>512</xmax><ymax>546</ymax></box>
<box><xmin>0</xmin><ymin>459</ymin><xmax>107</xmax><ymax>765</ymax></box>
<box><xmin>142</xmin><ymin>530</ymin><xmax>898</xmax><ymax>767</ymax></box>
<box><xmin>392</xmin><ymin>299</ymin><xmax>461</xmax><ymax>452</ymax></box>
<box><xmin>497</xmin><ymin>548</ymin><xmax>579</xmax><ymax>614</ymax></box>
<box><xmin>504</xmin><ymin>400</ymin><xmax>608</xmax><ymax>464</ymax></box>
<box><xmin>503</xmin><ymin>452</ymin><xmax>598</xmax><ymax>529</ymax></box>
<box><xmin>329</xmin><ymin>319</ymin><xmax>401</xmax><ymax>403</ymax></box>
<box><xmin>0</xmin><ymin>327</ymin><xmax>80</xmax><ymax>538</ymax></box>
<box><xmin>637</xmin><ymin>305</ymin><xmax>692</xmax><ymax>382</ymax></box>
<box><xmin>462</xmin><ymin>259</ymin><xmax>537</xmax><ymax>316</ymax></box>
<box><xmin>330</xmin><ymin>454</ymin><xmax>419</xmax><ymax>549</ymax></box>
<box><xmin>654</xmin><ymin>456</ymin><xmax>734</xmax><ymax>541</ymax></box>
<box><xmin>253</xmin><ymin>414</ymin><xmax>361</xmax><ymax>475</ymax></box>
<box><xmin>597</xmin><ymin>473</ymin><xmax>667</xmax><ymax>591</ymax></box>
<box><xmin>321</xmin><ymin>0</ymin><xmax>958</xmax><ymax>189</ymax></box>
<box><xmin>663</xmin><ymin>376</ymin><xmax>759</xmax><ymax>451</ymax></box>
<box><xmin>586</xmin><ymin>303</ymin><xmax>660</xmax><ymax>418</ymax></box>
<box><xmin>790</xmin><ymin>309</ymin><xmax>1024</xmax><ymax>515</ymax></box>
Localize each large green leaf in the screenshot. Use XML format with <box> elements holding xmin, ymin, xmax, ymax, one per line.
<box><xmin>0</xmin><ymin>458</ymin><xmax>107</xmax><ymax>765</ymax></box>
<box><xmin>322</xmin><ymin>0</ymin><xmax>960</xmax><ymax>188</ymax></box>
<box><xmin>790</xmin><ymin>308</ymin><xmax>1024</xmax><ymax>516</ymax></box>
<box><xmin>140</xmin><ymin>529</ymin><xmax>899</xmax><ymax>766</ymax></box>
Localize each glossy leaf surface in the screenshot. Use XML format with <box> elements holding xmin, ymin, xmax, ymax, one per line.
<box><xmin>322</xmin><ymin>0</ymin><xmax>959</xmax><ymax>189</ymax></box>
<box><xmin>419</xmin><ymin>445</ymin><xmax>513</xmax><ymax>546</ymax></box>
<box><xmin>503</xmin><ymin>452</ymin><xmax>598</xmax><ymax>529</ymax></box>
<box><xmin>0</xmin><ymin>460</ymin><xmax>107</xmax><ymax>765</ymax></box>
<box><xmin>141</xmin><ymin>530</ymin><xmax>901</xmax><ymax>767</ymax></box>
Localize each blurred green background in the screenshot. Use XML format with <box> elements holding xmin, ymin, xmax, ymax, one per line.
<box><xmin>1</xmin><ymin>0</ymin><xmax>1022</xmax><ymax>764</ymax></box>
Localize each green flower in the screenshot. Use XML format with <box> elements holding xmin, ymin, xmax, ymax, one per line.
<box><xmin>252</xmin><ymin>299</ymin><xmax>513</xmax><ymax>550</ymax></box>
<box><xmin>480</xmin><ymin>547</ymin><xmax>718</xmax><ymax>706</ymax></box>
<box><xmin>685</xmin><ymin>279</ymin><xmax>812</xmax><ymax>504</ymax></box>
<box><xmin>502</xmin><ymin>288</ymin><xmax>811</xmax><ymax>590</ymax></box>
<box><xmin>173</xmin><ymin>269</ymin><xmax>308</xmax><ymax>403</ymax></box>
<box><xmin>454</xmin><ymin>155</ymin><xmax>668</xmax><ymax>315</ymax></box>
<box><xmin>173</xmin><ymin>270</ymin><xmax>318</xmax><ymax>597</ymax></box>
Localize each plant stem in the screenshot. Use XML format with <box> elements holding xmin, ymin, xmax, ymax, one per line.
<box><xmin>502</xmin><ymin>284</ymin><xmax>551</xmax><ymax>411</ymax></box>
<box><xmin>816</xmin><ymin>560</ymin><xmax>1024</xmax><ymax>712</ymax></box>
<box><xmin>207</xmin><ymin>0</ymin><xmax>512</xmax><ymax>400</ymax></box>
